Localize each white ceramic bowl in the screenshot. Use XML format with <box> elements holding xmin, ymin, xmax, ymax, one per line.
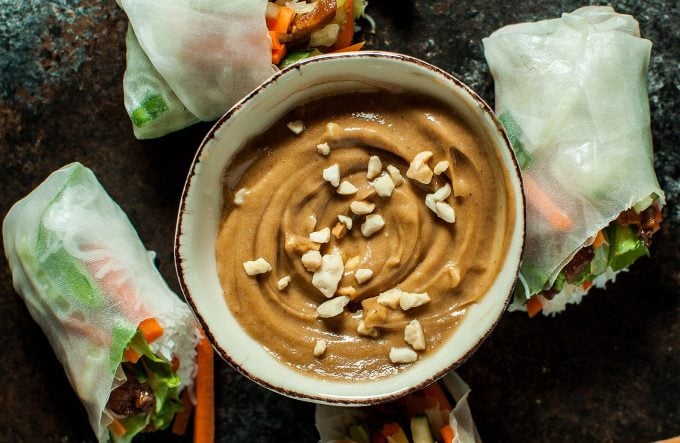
<box><xmin>175</xmin><ymin>51</ymin><xmax>525</xmax><ymax>405</ymax></box>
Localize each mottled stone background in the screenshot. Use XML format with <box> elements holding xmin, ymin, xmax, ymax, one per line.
<box><xmin>0</xmin><ymin>1</ymin><xmax>678</xmax><ymax>442</ymax></box>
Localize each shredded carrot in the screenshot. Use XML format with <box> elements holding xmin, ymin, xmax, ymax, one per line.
<box><xmin>655</xmin><ymin>437</ymin><xmax>680</xmax><ymax>443</ymax></box>
<box><xmin>593</xmin><ymin>230</ymin><xmax>605</xmax><ymax>248</ymax></box>
<box><xmin>172</xmin><ymin>389</ymin><xmax>194</xmax><ymax>435</ymax></box>
<box><xmin>194</xmin><ymin>332</ymin><xmax>215</xmax><ymax>443</ymax></box>
<box><xmin>123</xmin><ymin>347</ymin><xmax>141</xmax><ymax>364</ymax></box>
<box><xmin>267</xmin><ymin>5</ymin><xmax>295</xmax><ymax>33</ymax></box>
<box><xmin>440</xmin><ymin>424</ymin><xmax>455</xmax><ymax>443</ymax></box>
<box><xmin>331</xmin><ymin>0</ymin><xmax>354</xmax><ymax>51</ymax></box>
<box><xmin>109</xmin><ymin>418</ymin><xmax>127</xmax><ymax>438</ymax></box>
<box><xmin>332</xmin><ymin>41</ymin><xmax>365</xmax><ymax>53</ymax></box>
<box><xmin>526</xmin><ymin>296</ymin><xmax>544</xmax><ymax>318</ymax></box>
<box><xmin>583</xmin><ymin>281</ymin><xmax>593</xmax><ymax>290</ymax></box>
<box><xmin>423</xmin><ymin>382</ymin><xmax>452</xmax><ymax>412</ymax></box>
<box><xmin>139</xmin><ymin>317</ymin><xmax>164</xmax><ymax>343</ymax></box>
<box><xmin>523</xmin><ymin>174</ymin><xmax>574</xmax><ymax>232</ymax></box>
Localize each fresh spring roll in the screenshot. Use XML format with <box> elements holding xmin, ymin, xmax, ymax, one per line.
<box><xmin>316</xmin><ymin>372</ymin><xmax>481</xmax><ymax>443</ymax></box>
<box><xmin>117</xmin><ymin>0</ymin><xmax>368</xmax><ymax>139</ymax></box>
<box><xmin>3</xmin><ymin>163</ymin><xmax>201</xmax><ymax>442</ymax></box>
<box><xmin>117</xmin><ymin>0</ymin><xmax>276</xmax><ymax>133</ymax></box>
<box><xmin>123</xmin><ymin>25</ymin><xmax>201</xmax><ymax>140</ymax></box>
<box><xmin>482</xmin><ymin>6</ymin><xmax>665</xmax><ymax>315</ymax></box>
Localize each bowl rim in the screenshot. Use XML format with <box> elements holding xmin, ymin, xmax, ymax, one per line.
<box><xmin>174</xmin><ymin>50</ymin><xmax>525</xmax><ymax>405</ymax></box>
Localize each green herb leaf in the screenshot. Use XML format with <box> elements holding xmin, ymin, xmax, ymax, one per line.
<box><xmin>130</xmin><ymin>93</ymin><xmax>169</xmax><ymax>127</ymax></box>
<box><xmin>280</xmin><ymin>49</ymin><xmax>322</xmax><ymax>68</ymax></box>
<box><xmin>499</xmin><ymin>112</ymin><xmax>533</xmax><ymax>169</ymax></box>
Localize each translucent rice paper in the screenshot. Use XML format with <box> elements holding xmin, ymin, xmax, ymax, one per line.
<box><xmin>483</xmin><ymin>6</ymin><xmax>664</xmax><ymax>297</ymax></box>
<box><xmin>3</xmin><ymin>163</ymin><xmax>200</xmax><ymax>442</ymax></box>
<box><xmin>123</xmin><ymin>26</ymin><xmax>201</xmax><ymax>140</ymax></box>
<box><xmin>118</xmin><ymin>0</ymin><xmax>276</xmax><ymax>129</ymax></box>
<box><xmin>315</xmin><ymin>372</ymin><xmax>481</xmax><ymax>443</ymax></box>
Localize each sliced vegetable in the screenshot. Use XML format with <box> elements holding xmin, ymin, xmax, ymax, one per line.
<box><xmin>109</xmin><ymin>418</ymin><xmax>127</xmax><ymax>438</ymax></box>
<box><xmin>331</xmin><ymin>0</ymin><xmax>354</xmax><ymax>51</ymax></box>
<box><xmin>272</xmin><ymin>46</ymin><xmax>287</xmax><ymax>65</ymax></box>
<box><xmin>592</xmin><ymin>230</ymin><xmax>605</xmax><ymax>248</ymax></box>
<box><xmin>333</xmin><ymin>41</ymin><xmax>366</xmax><ymax>53</ymax></box>
<box><xmin>138</xmin><ymin>317</ymin><xmax>164</xmax><ymax>343</ymax></box>
<box><xmin>194</xmin><ymin>334</ymin><xmax>215</xmax><ymax>443</ymax></box>
<box><xmin>130</xmin><ymin>93</ymin><xmax>169</xmax><ymax>127</ymax></box>
<box><xmin>440</xmin><ymin>424</ymin><xmax>455</xmax><ymax>443</ymax></box>
<box><xmin>349</xmin><ymin>423</ymin><xmax>371</xmax><ymax>443</ymax></box>
<box><xmin>607</xmin><ymin>224</ymin><xmax>649</xmax><ymax>272</ymax></box>
<box><xmin>523</xmin><ymin>174</ymin><xmax>574</xmax><ymax>231</ymax></box>
<box><xmin>123</xmin><ymin>347</ymin><xmax>141</xmax><ymax>364</ymax></box>
<box><xmin>269</xmin><ymin>31</ymin><xmax>287</xmax><ymax>64</ymax></box>
<box><xmin>266</xmin><ymin>4</ymin><xmax>296</xmax><ymax>33</ymax></box>
<box><xmin>171</xmin><ymin>389</ymin><xmax>193</xmax><ymax>435</ymax></box>
<box><xmin>526</xmin><ymin>295</ymin><xmax>544</xmax><ymax>318</ymax></box>
<box><xmin>280</xmin><ymin>49</ymin><xmax>317</xmax><ymax>68</ymax></box>
<box><xmin>410</xmin><ymin>415</ymin><xmax>435</xmax><ymax>443</ymax></box>
<box><xmin>423</xmin><ymin>382</ymin><xmax>452</xmax><ymax>412</ymax></box>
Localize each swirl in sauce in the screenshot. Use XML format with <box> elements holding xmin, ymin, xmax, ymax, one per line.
<box><xmin>216</xmin><ymin>92</ymin><xmax>515</xmax><ymax>381</ymax></box>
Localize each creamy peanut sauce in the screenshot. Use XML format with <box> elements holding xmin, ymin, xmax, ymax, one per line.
<box><xmin>216</xmin><ymin>92</ymin><xmax>515</xmax><ymax>381</ymax></box>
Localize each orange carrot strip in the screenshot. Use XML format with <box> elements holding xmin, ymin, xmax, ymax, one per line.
<box><xmin>267</xmin><ymin>5</ymin><xmax>295</xmax><ymax>33</ymax></box>
<box><xmin>423</xmin><ymin>382</ymin><xmax>452</xmax><ymax>412</ymax></box>
<box><xmin>331</xmin><ymin>0</ymin><xmax>354</xmax><ymax>51</ymax></box>
<box><xmin>332</xmin><ymin>41</ymin><xmax>365</xmax><ymax>53</ymax></box>
<box><xmin>88</xmin><ymin>254</ymin><xmax>151</xmax><ymax>320</ymax></box>
<box><xmin>523</xmin><ymin>174</ymin><xmax>574</xmax><ymax>231</ymax></box>
<box><xmin>269</xmin><ymin>31</ymin><xmax>283</xmax><ymax>50</ymax></box>
<box><xmin>172</xmin><ymin>389</ymin><xmax>194</xmax><ymax>435</ymax></box>
<box><xmin>272</xmin><ymin>46</ymin><xmax>287</xmax><ymax>65</ymax></box>
<box><xmin>583</xmin><ymin>281</ymin><xmax>593</xmax><ymax>290</ymax></box>
<box><xmin>269</xmin><ymin>31</ymin><xmax>287</xmax><ymax>65</ymax></box>
<box><xmin>526</xmin><ymin>296</ymin><xmax>544</xmax><ymax>318</ymax></box>
<box><xmin>123</xmin><ymin>347</ymin><xmax>141</xmax><ymax>364</ymax></box>
<box><xmin>592</xmin><ymin>230</ymin><xmax>605</xmax><ymax>248</ymax></box>
<box><xmin>440</xmin><ymin>424</ymin><xmax>455</xmax><ymax>443</ymax></box>
<box><xmin>139</xmin><ymin>317</ymin><xmax>164</xmax><ymax>343</ymax></box>
<box><xmin>109</xmin><ymin>418</ymin><xmax>127</xmax><ymax>438</ymax></box>
<box><xmin>194</xmin><ymin>333</ymin><xmax>215</xmax><ymax>443</ymax></box>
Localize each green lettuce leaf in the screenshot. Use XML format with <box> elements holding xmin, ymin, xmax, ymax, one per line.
<box><xmin>499</xmin><ymin>112</ymin><xmax>533</xmax><ymax>169</ymax></box>
<box><xmin>115</xmin><ymin>332</ymin><xmax>184</xmax><ymax>441</ymax></box>
<box><xmin>280</xmin><ymin>49</ymin><xmax>323</xmax><ymax>68</ymax></box>
<box><xmin>606</xmin><ymin>224</ymin><xmax>649</xmax><ymax>272</ymax></box>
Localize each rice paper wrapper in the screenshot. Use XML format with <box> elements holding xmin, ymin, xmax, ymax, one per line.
<box><xmin>123</xmin><ymin>25</ymin><xmax>201</xmax><ymax>139</ymax></box>
<box><xmin>483</xmin><ymin>6</ymin><xmax>664</xmax><ymax>297</ymax></box>
<box><xmin>3</xmin><ymin>163</ymin><xmax>200</xmax><ymax>442</ymax></box>
<box><xmin>315</xmin><ymin>372</ymin><xmax>482</xmax><ymax>443</ymax></box>
<box><xmin>118</xmin><ymin>0</ymin><xmax>276</xmax><ymax>126</ymax></box>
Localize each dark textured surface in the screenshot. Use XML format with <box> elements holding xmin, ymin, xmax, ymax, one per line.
<box><xmin>0</xmin><ymin>1</ymin><xmax>678</xmax><ymax>442</ymax></box>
